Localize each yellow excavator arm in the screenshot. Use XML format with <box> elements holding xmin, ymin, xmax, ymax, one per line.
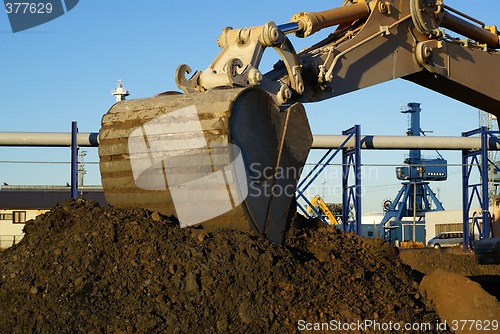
<box><xmin>99</xmin><ymin>0</ymin><xmax>500</xmax><ymax>243</ymax></box>
<box><xmin>305</xmin><ymin>195</ymin><xmax>340</xmax><ymax>225</ymax></box>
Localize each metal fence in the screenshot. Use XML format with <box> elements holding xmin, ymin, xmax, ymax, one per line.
<box><xmin>0</xmin><ymin>234</ymin><xmax>24</xmax><ymax>249</ymax></box>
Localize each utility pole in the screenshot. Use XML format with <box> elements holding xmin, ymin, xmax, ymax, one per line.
<box><xmin>78</xmin><ymin>150</ymin><xmax>87</xmax><ymax>187</ymax></box>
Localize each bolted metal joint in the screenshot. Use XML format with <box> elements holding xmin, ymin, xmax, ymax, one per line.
<box><xmin>247</xmin><ymin>67</ymin><xmax>263</xmax><ymax>85</ymax></box>
<box><xmin>260</xmin><ymin>22</ymin><xmax>281</xmax><ymax>46</ymax></box>
<box><xmin>422</xmin><ymin>45</ymin><xmax>433</xmax><ymax>61</ymax></box>
<box><xmin>292</xmin><ymin>65</ymin><xmax>304</xmax><ymax>94</ymax></box>
<box><xmin>378</xmin><ymin>1</ymin><xmax>391</xmax><ymax>15</ymax></box>
<box><xmin>278</xmin><ymin>85</ymin><xmax>292</xmax><ymax>104</ymax></box>
<box><xmin>238</xmin><ymin>28</ymin><xmax>252</xmax><ymax>44</ymax></box>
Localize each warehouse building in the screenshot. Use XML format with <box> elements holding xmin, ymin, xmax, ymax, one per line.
<box><xmin>0</xmin><ymin>186</ymin><xmax>106</xmax><ymax>248</ymax></box>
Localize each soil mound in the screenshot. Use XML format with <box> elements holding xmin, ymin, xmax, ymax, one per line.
<box><xmin>400</xmin><ymin>248</ymin><xmax>500</xmax><ymax>302</ymax></box>
<box><xmin>419</xmin><ymin>269</ymin><xmax>500</xmax><ymax>333</ymax></box>
<box><xmin>0</xmin><ymin>199</ymin><xmax>445</xmax><ymax>333</ymax></box>
<box><xmin>400</xmin><ymin>249</ymin><xmax>500</xmax><ymax>276</ymax></box>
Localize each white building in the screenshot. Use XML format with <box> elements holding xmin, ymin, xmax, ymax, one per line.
<box><xmin>0</xmin><ymin>208</ymin><xmax>48</xmax><ymax>248</ymax></box>
<box><xmin>0</xmin><ymin>186</ymin><xmax>105</xmax><ymax>249</ymax></box>
<box><xmin>362</xmin><ymin>207</ymin><xmax>492</xmax><ymax>246</ymax></box>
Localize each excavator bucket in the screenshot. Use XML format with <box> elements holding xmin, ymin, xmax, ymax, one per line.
<box><xmin>98</xmin><ymin>87</ymin><xmax>312</xmax><ymax>243</ymax></box>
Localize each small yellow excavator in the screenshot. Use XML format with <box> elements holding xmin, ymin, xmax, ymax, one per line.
<box><xmin>99</xmin><ymin>0</ymin><xmax>500</xmax><ymax>243</ymax></box>
<box><xmin>305</xmin><ymin>195</ymin><xmax>341</xmax><ymax>225</ymax></box>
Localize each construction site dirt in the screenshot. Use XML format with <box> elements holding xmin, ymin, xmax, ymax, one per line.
<box><xmin>1</xmin><ymin>199</ymin><xmax>499</xmax><ymax>333</ymax></box>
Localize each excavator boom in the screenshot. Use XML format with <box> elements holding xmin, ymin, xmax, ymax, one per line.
<box><xmin>271</xmin><ymin>0</ymin><xmax>500</xmax><ymax>116</ymax></box>
<box><xmin>99</xmin><ymin>0</ymin><xmax>500</xmax><ymax>243</ymax></box>
<box><xmin>305</xmin><ymin>195</ymin><xmax>341</xmax><ymax>225</ymax></box>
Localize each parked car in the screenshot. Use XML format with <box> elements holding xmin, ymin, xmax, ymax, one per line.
<box><xmin>427</xmin><ymin>231</ymin><xmax>464</xmax><ymax>249</ymax></box>
<box><xmin>474</xmin><ymin>237</ymin><xmax>500</xmax><ymax>265</ymax></box>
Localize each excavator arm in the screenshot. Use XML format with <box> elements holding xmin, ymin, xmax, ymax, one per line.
<box><xmin>99</xmin><ymin>0</ymin><xmax>500</xmax><ymax>243</ymax></box>
<box><xmin>286</xmin><ymin>0</ymin><xmax>500</xmax><ymax>116</ymax></box>
<box><xmin>305</xmin><ymin>195</ymin><xmax>341</xmax><ymax>225</ymax></box>
<box><xmin>177</xmin><ymin>0</ymin><xmax>500</xmax><ymax>115</ymax></box>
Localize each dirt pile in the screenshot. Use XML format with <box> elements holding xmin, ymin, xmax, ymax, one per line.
<box><xmin>400</xmin><ymin>248</ymin><xmax>500</xmax><ymax>304</ymax></box>
<box><xmin>419</xmin><ymin>269</ymin><xmax>500</xmax><ymax>334</ymax></box>
<box><xmin>400</xmin><ymin>249</ymin><xmax>500</xmax><ymax>276</ymax></box>
<box><xmin>0</xmin><ymin>199</ymin><xmax>445</xmax><ymax>333</ymax></box>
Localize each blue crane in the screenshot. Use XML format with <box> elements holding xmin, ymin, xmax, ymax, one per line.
<box><xmin>381</xmin><ymin>103</ymin><xmax>446</xmax><ymax>243</ymax></box>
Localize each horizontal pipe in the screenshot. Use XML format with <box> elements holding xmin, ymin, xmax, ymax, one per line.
<box><xmin>1</xmin><ymin>132</ymin><xmax>497</xmax><ymax>151</ymax></box>
<box><xmin>0</xmin><ymin>132</ymin><xmax>99</xmax><ymax>147</ymax></box>
<box><xmin>312</xmin><ymin>135</ymin><xmax>500</xmax><ymax>150</ymax></box>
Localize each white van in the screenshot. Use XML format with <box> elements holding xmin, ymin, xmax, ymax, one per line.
<box><xmin>427</xmin><ymin>231</ymin><xmax>464</xmax><ymax>249</ymax></box>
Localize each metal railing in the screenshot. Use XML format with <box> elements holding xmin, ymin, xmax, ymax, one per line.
<box><xmin>0</xmin><ymin>234</ymin><xmax>24</xmax><ymax>249</ymax></box>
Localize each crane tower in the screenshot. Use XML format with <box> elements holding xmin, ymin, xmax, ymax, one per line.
<box><xmin>381</xmin><ymin>103</ymin><xmax>446</xmax><ymax>243</ymax></box>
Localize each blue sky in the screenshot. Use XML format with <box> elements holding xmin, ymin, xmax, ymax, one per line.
<box><xmin>1</xmin><ymin>1</ymin><xmax>500</xmax><ymax>212</ymax></box>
